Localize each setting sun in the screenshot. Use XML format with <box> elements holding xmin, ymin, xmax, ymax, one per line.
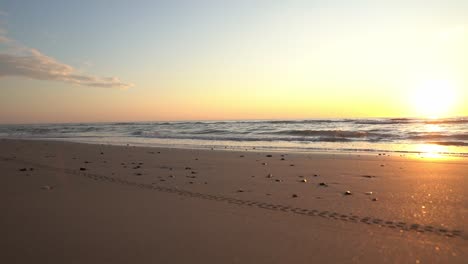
<box><xmin>409</xmin><ymin>79</ymin><xmax>457</xmax><ymax>119</ymax></box>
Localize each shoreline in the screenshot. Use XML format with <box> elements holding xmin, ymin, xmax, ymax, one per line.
<box><xmin>1</xmin><ymin>138</ymin><xmax>467</xmax><ymax>263</ymax></box>
<box><xmin>3</xmin><ymin>137</ymin><xmax>468</xmax><ymax>160</ymax></box>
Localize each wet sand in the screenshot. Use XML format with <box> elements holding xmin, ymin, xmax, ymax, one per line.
<box><xmin>1</xmin><ymin>139</ymin><xmax>467</xmax><ymax>263</ymax></box>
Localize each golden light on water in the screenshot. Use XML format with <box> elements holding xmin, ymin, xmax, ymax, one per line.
<box><xmin>409</xmin><ymin>79</ymin><xmax>457</xmax><ymax>119</ymax></box>
<box><xmin>416</xmin><ymin>144</ymin><xmax>447</xmax><ymax>159</ymax></box>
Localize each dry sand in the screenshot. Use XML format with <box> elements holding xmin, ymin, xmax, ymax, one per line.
<box><xmin>1</xmin><ymin>139</ymin><xmax>467</xmax><ymax>263</ymax></box>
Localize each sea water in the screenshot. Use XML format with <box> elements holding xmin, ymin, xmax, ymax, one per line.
<box><xmin>1</xmin><ymin>117</ymin><xmax>467</xmax><ymax>157</ymax></box>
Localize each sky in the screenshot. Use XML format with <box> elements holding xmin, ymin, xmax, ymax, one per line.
<box><xmin>0</xmin><ymin>0</ymin><xmax>467</xmax><ymax>124</ymax></box>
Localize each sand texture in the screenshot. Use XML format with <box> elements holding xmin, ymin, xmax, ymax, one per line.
<box><xmin>1</xmin><ymin>139</ymin><xmax>467</xmax><ymax>263</ymax></box>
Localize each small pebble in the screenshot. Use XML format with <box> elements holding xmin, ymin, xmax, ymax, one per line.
<box><xmin>372</xmin><ymin>198</ymin><xmax>378</xmax><ymax>201</ymax></box>
<box><xmin>280</xmin><ymin>158</ymin><xmax>285</xmax><ymax>160</ymax></box>
<box><xmin>344</xmin><ymin>191</ymin><xmax>352</xmax><ymax>195</ymax></box>
<box><xmin>292</xmin><ymin>194</ymin><xmax>298</xmax><ymax>198</ymax></box>
<box><xmin>237</xmin><ymin>189</ymin><xmax>244</xmax><ymax>193</ymax></box>
<box><xmin>267</xmin><ymin>173</ymin><xmax>273</xmax><ymax>178</ymax></box>
<box><xmin>301</xmin><ymin>179</ymin><xmax>307</xmax><ymax>183</ymax></box>
<box><xmin>319</xmin><ymin>182</ymin><xmax>328</xmax><ymax>187</ymax></box>
<box><xmin>266</xmin><ymin>155</ymin><xmax>272</xmax><ymax>157</ymax></box>
<box><xmin>262</xmin><ymin>162</ymin><xmax>267</xmax><ymax>165</ymax></box>
<box><xmin>19</xmin><ymin>168</ymin><xmax>27</xmax><ymax>172</ymax></box>
<box><xmin>185</xmin><ymin>167</ymin><xmax>192</xmax><ymax>170</ymax></box>
<box><xmin>275</xmin><ymin>179</ymin><xmax>282</xmax><ymax>182</ymax></box>
<box><xmin>41</xmin><ymin>185</ymin><xmax>53</xmax><ymax>190</ymax></box>
<box><xmin>365</xmin><ymin>191</ymin><xmax>373</xmax><ymax>195</ymax></box>
<box><xmin>79</xmin><ymin>168</ymin><xmax>86</xmax><ymax>171</ymax></box>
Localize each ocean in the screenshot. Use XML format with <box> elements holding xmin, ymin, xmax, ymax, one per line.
<box><xmin>1</xmin><ymin>117</ymin><xmax>467</xmax><ymax>157</ymax></box>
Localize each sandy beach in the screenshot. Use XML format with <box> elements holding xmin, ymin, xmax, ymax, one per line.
<box><xmin>1</xmin><ymin>139</ymin><xmax>467</xmax><ymax>263</ymax></box>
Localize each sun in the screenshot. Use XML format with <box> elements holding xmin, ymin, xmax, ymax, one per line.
<box><xmin>409</xmin><ymin>79</ymin><xmax>457</xmax><ymax>119</ymax></box>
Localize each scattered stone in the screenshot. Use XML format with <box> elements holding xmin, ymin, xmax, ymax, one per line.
<box><xmin>319</xmin><ymin>182</ymin><xmax>328</xmax><ymax>187</ymax></box>
<box><xmin>237</xmin><ymin>189</ymin><xmax>244</xmax><ymax>193</ymax></box>
<box><xmin>292</xmin><ymin>194</ymin><xmax>298</xmax><ymax>198</ymax></box>
<box><xmin>240</xmin><ymin>155</ymin><xmax>244</xmax><ymax>158</ymax></box>
<box><xmin>195</xmin><ymin>158</ymin><xmax>198</xmax><ymax>161</ymax></box>
<box><xmin>135</xmin><ymin>173</ymin><xmax>142</xmax><ymax>176</ymax></box>
<box><xmin>380</xmin><ymin>164</ymin><xmax>385</xmax><ymax>167</ymax></box>
<box><xmin>344</xmin><ymin>191</ymin><xmax>352</xmax><ymax>195</ymax></box>
<box><xmin>139</xmin><ymin>162</ymin><xmax>144</xmax><ymax>165</ymax></box>
<box><xmin>79</xmin><ymin>168</ymin><xmax>86</xmax><ymax>171</ymax></box>
<box><xmin>19</xmin><ymin>168</ymin><xmax>27</xmax><ymax>172</ymax></box>
<box><xmin>280</xmin><ymin>158</ymin><xmax>285</xmax><ymax>160</ymax></box>
<box><xmin>372</xmin><ymin>198</ymin><xmax>378</xmax><ymax>201</ymax></box>
<box><xmin>362</xmin><ymin>175</ymin><xmax>375</xmax><ymax>178</ymax></box>
<box><xmin>267</xmin><ymin>173</ymin><xmax>273</xmax><ymax>178</ymax></box>
<box><xmin>289</xmin><ymin>164</ymin><xmax>295</xmax><ymax>167</ymax></box>
<box><xmin>189</xmin><ymin>181</ymin><xmax>194</xmax><ymax>184</ymax></box>
<box><xmin>100</xmin><ymin>152</ymin><xmax>104</xmax><ymax>155</ymax></box>
<box><xmin>191</xmin><ymin>171</ymin><xmax>197</xmax><ymax>174</ymax></box>
<box><xmin>266</xmin><ymin>155</ymin><xmax>273</xmax><ymax>157</ymax></box>
<box><xmin>365</xmin><ymin>191</ymin><xmax>373</xmax><ymax>195</ymax></box>
<box><xmin>84</xmin><ymin>161</ymin><xmax>91</xmax><ymax>164</ymax></box>
<box><xmin>314</xmin><ymin>174</ymin><xmax>318</xmax><ymax>177</ymax></box>
<box><xmin>262</xmin><ymin>162</ymin><xmax>267</xmax><ymax>165</ymax></box>
<box><xmin>301</xmin><ymin>179</ymin><xmax>307</xmax><ymax>183</ymax></box>
<box><xmin>275</xmin><ymin>179</ymin><xmax>282</xmax><ymax>182</ymax></box>
<box><xmin>41</xmin><ymin>185</ymin><xmax>53</xmax><ymax>190</ymax></box>
<box><xmin>169</xmin><ymin>175</ymin><xmax>174</xmax><ymax>178</ymax></box>
<box><xmin>185</xmin><ymin>167</ymin><xmax>192</xmax><ymax>170</ymax></box>
<box><xmin>133</xmin><ymin>166</ymin><xmax>140</xmax><ymax>169</ymax></box>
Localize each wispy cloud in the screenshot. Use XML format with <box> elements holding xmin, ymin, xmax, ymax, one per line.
<box><xmin>0</xmin><ymin>24</ymin><xmax>133</xmax><ymax>89</ymax></box>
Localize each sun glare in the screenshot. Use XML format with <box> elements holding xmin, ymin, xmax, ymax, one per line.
<box><xmin>409</xmin><ymin>79</ymin><xmax>457</xmax><ymax>119</ymax></box>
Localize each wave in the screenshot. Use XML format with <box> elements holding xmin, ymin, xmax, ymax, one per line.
<box><xmin>270</xmin><ymin>129</ymin><xmax>390</xmax><ymax>139</ymax></box>
<box><xmin>408</xmin><ymin>133</ymin><xmax>468</xmax><ymax>141</ymax></box>
<box><xmin>429</xmin><ymin>141</ymin><xmax>468</xmax><ymax>147</ymax></box>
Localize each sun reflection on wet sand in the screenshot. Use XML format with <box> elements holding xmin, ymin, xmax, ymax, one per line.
<box><xmin>414</xmin><ymin>144</ymin><xmax>455</xmax><ymax>160</ymax></box>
